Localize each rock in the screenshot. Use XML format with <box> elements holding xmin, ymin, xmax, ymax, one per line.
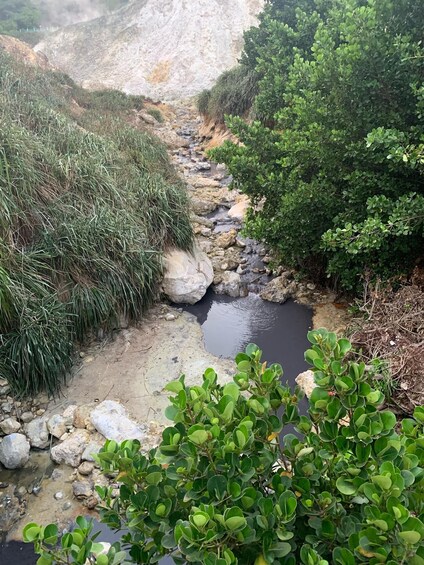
<box><xmin>1</xmin><ymin>402</ymin><xmax>12</xmax><ymax>414</ymax></box>
<box><xmin>295</xmin><ymin>370</ymin><xmax>316</xmax><ymax>398</ymax></box>
<box><xmin>154</xmin><ymin>128</ymin><xmax>190</xmax><ymax>149</ymax></box>
<box><xmin>213</xmin><ymin>271</ymin><xmax>243</xmax><ymax>298</ymax></box>
<box><xmin>24</xmin><ymin>417</ymin><xmax>50</xmax><ymax>449</ymax></box>
<box><xmin>228</xmin><ymin>198</ymin><xmax>249</xmax><ymax>221</ymax></box>
<box><xmin>260</xmin><ymin>276</ymin><xmax>297</xmax><ymax>304</ymax></box>
<box><xmin>190</xmin><ymin>176</ymin><xmax>221</xmax><ymax>189</ymax></box>
<box><xmin>78</xmin><ymin>461</ymin><xmax>94</xmax><ymax>476</ymax></box>
<box><xmin>139</xmin><ymin>110</ymin><xmax>156</xmax><ymax>125</ymax></box>
<box><xmin>162</xmin><ymin>245</ymin><xmax>213</xmax><ymax>304</ymax></box>
<box><xmin>20</xmin><ymin>411</ymin><xmax>34</xmax><ymax>424</ymax></box>
<box><xmin>36</xmin><ymin>409</ymin><xmax>46</xmax><ymax>416</ymax></box>
<box><xmin>72</xmin><ymin>480</ymin><xmax>93</xmax><ymax>499</ymax></box>
<box><xmin>50</xmin><ymin>429</ymin><xmax>91</xmax><ymax>467</ymax></box>
<box><xmin>84</xmin><ymin>495</ymin><xmax>98</xmax><ymax>510</ymax></box>
<box><xmin>54</xmin><ymin>491</ymin><xmax>64</xmax><ymax>500</ymax></box>
<box><xmin>62</xmin><ymin>404</ymin><xmax>78</xmax><ymax>419</ymax></box>
<box><xmin>191</xmin><ymin>198</ymin><xmax>217</xmax><ymax>215</ymax></box>
<box><xmin>73</xmin><ymin>404</ymin><xmax>95</xmax><ymax>429</ymax></box>
<box><xmin>82</xmin><ymin>439</ymin><xmax>105</xmax><ymax>462</ymax></box>
<box><xmin>164</xmin><ymin>313</ymin><xmax>176</xmax><ymax>321</ymax></box>
<box><xmin>47</xmin><ymin>414</ymin><xmax>67</xmax><ymax>439</ymax></box>
<box><xmin>90</xmin><ymin>400</ymin><xmax>146</xmax><ymax>442</ymax></box>
<box><xmin>194</xmin><ymin>162</ymin><xmax>211</xmax><ymax>171</ymax></box>
<box><xmin>0</xmin><ymin>433</ymin><xmax>30</xmax><ymax>469</ymax></box>
<box><xmin>215</xmin><ymin>229</ymin><xmax>237</xmax><ymax>249</ymax></box>
<box><xmin>0</xmin><ymin>418</ymin><xmax>21</xmax><ymax>435</ymax></box>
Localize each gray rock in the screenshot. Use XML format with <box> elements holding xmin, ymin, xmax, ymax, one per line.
<box><xmin>81</xmin><ymin>439</ymin><xmax>104</xmax><ymax>462</ymax></box>
<box><xmin>78</xmin><ymin>461</ymin><xmax>94</xmax><ymax>476</ymax></box>
<box><xmin>20</xmin><ymin>411</ymin><xmax>34</xmax><ymax>424</ymax></box>
<box><xmin>213</xmin><ymin>271</ymin><xmax>242</xmax><ymax>298</ymax></box>
<box><xmin>72</xmin><ymin>480</ymin><xmax>93</xmax><ymax>499</ymax></box>
<box><xmin>0</xmin><ymin>433</ymin><xmax>30</xmax><ymax>469</ymax></box>
<box><xmin>139</xmin><ymin>111</ymin><xmax>156</xmax><ymax>125</ymax></box>
<box><xmin>50</xmin><ymin>429</ymin><xmax>91</xmax><ymax>467</ymax></box>
<box><xmin>162</xmin><ymin>245</ymin><xmax>214</xmax><ymax>304</ymax></box>
<box><xmin>259</xmin><ymin>276</ymin><xmax>297</xmax><ymax>304</ymax></box>
<box><xmin>0</xmin><ymin>418</ymin><xmax>21</xmax><ymax>435</ymax></box>
<box><xmin>191</xmin><ymin>198</ymin><xmax>217</xmax><ymax>215</ymax></box>
<box><xmin>47</xmin><ymin>414</ymin><xmax>67</xmax><ymax>439</ymax></box>
<box><xmin>90</xmin><ymin>400</ymin><xmax>146</xmax><ymax>442</ymax></box>
<box><xmin>25</xmin><ymin>417</ymin><xmax>50</xmax><ymax>449</ymax></box>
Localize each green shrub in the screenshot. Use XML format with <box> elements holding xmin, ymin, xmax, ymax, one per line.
<box><xmin>197</xmin><ymin>66</ymin><xmax>258</xmax><ymax>124</ymax></box>
<box><xmin>25</xmin><ymin>330</ymin><xmax>424</xmax><ymax>564</ymax></box>
<box><xmin>211</xmin><ymin>0</ymin><xmax>424</xmax><ymax>290</ymax></box>
<box><xmin>146</xmin><ymin>108</ymin><xmax>164</xmax><ymax>123</ymax></box>
<box><xmin>0</xmin><ymin>52</ymin><xmax>192</xmax><ymax>396</ymax></box>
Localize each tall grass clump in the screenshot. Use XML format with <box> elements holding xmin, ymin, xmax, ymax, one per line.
<box><xmin>0</xmin><ymin>52</ymin><xmax>192</xmax><ymax>397</ymax></box>
<box><xmin>197</xmin><ymin>65</ymin><xmax>258</xmax><ymax>124</ymax></box>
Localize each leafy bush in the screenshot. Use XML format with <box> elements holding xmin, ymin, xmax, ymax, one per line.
<box><xmin>146</xmin><ymin>108</ymin><xmax>164</xmax><ymax>123</ymax></box>
<box><xmin>26</xmin><ymin>330</ymin><xmax>424</xmax><ymax>564</ymax></box>
<box><xmin>0</xmin><ymin>52</ymin><xmax>192</xmax><ymax>396</ymax></box>
<box><xmin>210</xmin><ymin>0</ymin><xmax>424</xmax><ymax>290</ymax></box>
<box><xmin>197</xmin><ymin>66</ymin><xmax>258</xmax><ymax>124</ymax></box>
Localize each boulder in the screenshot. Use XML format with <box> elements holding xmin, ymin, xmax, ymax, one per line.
<box><xmin>0</xmin><ymin>433</ymin><xmax>30</xmax><ymax>469</ymax></box>
<box><xmin>191</xmin><ymin>198</ymin><xmax>217</xmax><ymax>215</ymax></box>
<box><xmin>25</xmin><ymin>417</ymin><xmax>50</xmax><ymax>449</ymax></box>
<box><xmin>90</xmin><ymin>401</ymin><xmax>146</xmax><ymax>442</ymax></box>
<box><xmin>228</xmin><ymin>197</ymin><xmax>249</xmax><ymax>221</ymax></box>
<box><xmin>47</xmin><ymin>414</ymin><xmax>67</xmax><ymax>439</ymax></box>
<box><xmin>73</xmin><ymin>404</ymin><xmax>95</xmax><ymax>429</ymax></box>
<box><xmin>259</xmin><ymin>275</ymin><xmax>297</xmax><ymax>304</ymax></box>
<box><xmin>51</xmin><ymin>429</ymin><xmax>91</xmax><ymax>467</ymax></box>
<box><xmin>215</xmin><ymin>229</ymin><xmax>237</xmax><ymax>249</ymax></box>
<box><xmin>213</xmin><ymin>271</ymin><xmax>243</xmax><ymax>298</ymax></box>
<box><xmin>0</xmin><ymin>417</ymin><xmax>21</xmax><ymax>435</ymax></box>
<box><xmin>81</xmin><ymin>438</ymin><xmax>104</xmax><ymax>462</ymax></box>
<box><xmin>162</xmin><ymin>245</ymin><xmax>213</xmax><ymax>304</ymax></box>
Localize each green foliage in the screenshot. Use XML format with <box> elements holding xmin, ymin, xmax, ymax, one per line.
<box><xmin>210</xmin><ymin>0</ymin><xmax>424</xmax><ymax>290</ymax></box>
<box><xmin>197</xmin><ymin>66</ymin><xmax>258</xmax><ymax>124</ymax></box>
<box><xmin>0</xmin><ymin>0</ymin><xmax>40</xmax><ymax>33</ymax></box>
<box><xmin>26</xmin><ymin>331</ymin><xmax>424</xmax><ymax>564</ymax></box>
<box><xmin>146</xmin><ymin>108</ymin><xmax>164</xmax><ymax>123</ymax></box>
<box><xmin>0</xmin><ymin>53</ymin><xmax>192</xmax><ymax>396</ymax></box>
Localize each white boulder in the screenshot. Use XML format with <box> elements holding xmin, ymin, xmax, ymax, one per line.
<box><xmin>51</xmin><ymin>429</ymin><xmax>91</xmax><ymax>467</ymax></box>
<box><xmin>162</xmin><ymin>245</ymin><xmax>213</xmax><ymax>304</ymax></box>
<box><xmin>228</xmin><ymin>197</ymin><xmax>249</xmax><ymax>221</ymax></box>
<box><xmin>90</xmin><ymin>401</ymin><xmax>146</xmax><ymax>443</ymax></box>
<box><xmin>0</xmin><ymin>433</ymin><xmax>30</xmax><ymax>469</ymax></box>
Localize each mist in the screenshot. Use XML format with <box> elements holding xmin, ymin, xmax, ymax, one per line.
<box><xmin>33</xmin><ymin>0</ymin><xmax>119</xmax><ymax>28</ymax></box>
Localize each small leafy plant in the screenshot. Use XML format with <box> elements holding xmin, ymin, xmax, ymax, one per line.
<box><xmin>25</xmin><ymin>330</ymin><xmax>424</xmax><ymax>564</ymax></box>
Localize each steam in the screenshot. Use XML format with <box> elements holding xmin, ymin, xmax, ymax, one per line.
<box><xmin>33</xmin><ymin>0</ymin><xmax>111</xmax><ymax>28</ymax></box>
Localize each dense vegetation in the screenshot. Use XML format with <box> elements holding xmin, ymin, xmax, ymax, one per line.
<box><xmin>0</xmin><ymin>52</ymin><xmax>192</xmax><ymax>396</ymax></box>
<box><xmin>207</xmin><ymin>0</ymin><xmax>424</xmax><ymax>290</ymax></box>
<box><xmin>26</xmin><ymin>331</ymin><xmax>424</xmax><ymax>564</ymax></box>
<box><xmin>0</xmin><ymin>0</ymin><xmax>40</xmax><ymax>33</ymax></box>
<box><xmin>197</xmin><ymin>66</ymin><xmax>258</xmax><ymax>125</ymax></box>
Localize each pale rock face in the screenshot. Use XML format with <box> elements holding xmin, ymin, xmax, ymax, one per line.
<box><xmin>0</xmin><ymin>433</ymin><xmax>30</xmax><ymax>469</ymax></box>
<box><xmin>51</xmin><ymin>429</ymin><xmax>91</xmax><ymax>467</ymax></box>
<box><xmin>35</xmin><ymin>0</ymin><xmax>265</xmax><ymax>100</ymax></box>
<box><xmin>162</xmin><ymin>245</ymin><xmax>214</xmax><ymax>304</ymax></box>
<box><xmin>90</xmin><ymin>400</ymin><xmax>147</xmax><ymax>442</ymax></box>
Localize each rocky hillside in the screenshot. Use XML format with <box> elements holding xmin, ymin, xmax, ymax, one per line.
<box><xmin>35</xmin><ymin>0</ymin><xmax>264</xmax><ymax>100</ymax></box>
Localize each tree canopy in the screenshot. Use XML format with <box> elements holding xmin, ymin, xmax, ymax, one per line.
<box><xmin>211</xmin><ymin>0</ymin><xmax>424</xmax><ymax>290</ymax></box>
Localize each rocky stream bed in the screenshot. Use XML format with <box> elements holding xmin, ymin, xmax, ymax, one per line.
<box><xmin>0</xmin><ymin>104</ymin><xmax>350</xmax><ymax>555</ymax></box>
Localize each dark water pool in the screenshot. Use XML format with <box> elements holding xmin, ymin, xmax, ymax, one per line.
<box><xmin>183</xmin><ymin>290</ymin><xmax>312</xmax><ymax>388</ymax></box>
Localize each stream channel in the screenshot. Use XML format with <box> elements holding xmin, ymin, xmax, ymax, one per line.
<box><xmin>0</xmin><ymin>108</ymin><xmax>313</xmax><ymax>563</ymax></box>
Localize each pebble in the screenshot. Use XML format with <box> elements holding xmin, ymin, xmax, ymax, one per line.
<box><xmin>78</xmin><ymin>461</ymin><xmax>94</xmax><ymax>476</ymax></box>
<box><xmin>20</xmin><ymin>412</ymin><xmax>34</xmax><ymax>424</ymax></box>
<box><xmin>164</xmin><ymin>313</ymin><xmax>176</xmax><ymax>322</ymax></box>
<box><xmin>62</xmin><ymin>501</ymin><xmax>72</xmax><ymax>510</ymax></box>
<box><xmin>54</xmin><ymin>491</ymin><xmax>64</xmax><ymax>500</ymax></box>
